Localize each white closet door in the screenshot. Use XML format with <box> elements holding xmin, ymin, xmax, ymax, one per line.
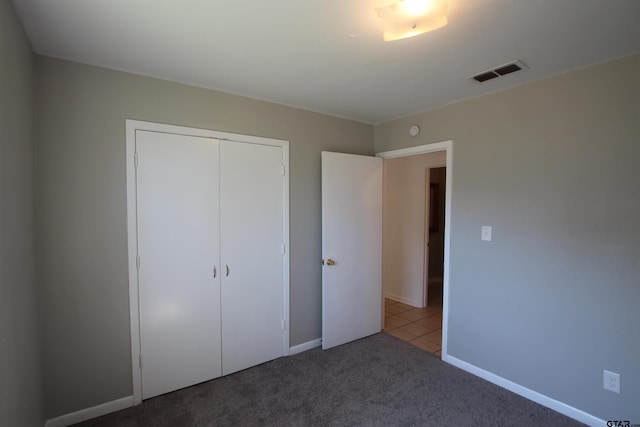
<box><xmin>136</xmin><ymin>131</ymin><xmax>221</xmax><ymax>399</ymax></box>
<box><xmin>220</xmin><ymin>141</ymin><xmax>285</xmax><ymax>375</ymax></box>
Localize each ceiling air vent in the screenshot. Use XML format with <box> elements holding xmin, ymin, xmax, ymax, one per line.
<box><xmin>468</xmin><ymin>60</ymin><xmax>528</xmax><ymax>83</ymax></box>
<box><xmin>473</xmin><ymin>71</ymin><xmax>499</xmax><ymax>82</ymax></box>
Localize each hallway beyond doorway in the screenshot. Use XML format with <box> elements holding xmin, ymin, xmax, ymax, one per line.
<box><xmin>383</xmin><ymin>283</ymin><xmax>443</xmax><ymax>356</ymax></box>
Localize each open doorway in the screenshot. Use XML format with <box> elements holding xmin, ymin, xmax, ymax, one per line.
<box><xmin>377</xmin><ymin>142</ymin><xmax>451</xmax><ymax>358</ymax></box>
<box><xmin>426</xmin><ymin>167</ymin><xmax>446</xmax><ymax>309</ymax></box>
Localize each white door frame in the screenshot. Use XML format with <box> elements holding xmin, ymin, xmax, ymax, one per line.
<box><xmin>125</xmin><ymin>119</ymin><xmax>290</xmax><ymax>405</ymax></box>
<box><xmin>377</xmin><ymin>140</ymin><xmax>452</xmax><ymax>359</ymax></box>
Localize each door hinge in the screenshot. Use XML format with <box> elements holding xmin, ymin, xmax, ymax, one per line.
<box><xmin>136</xmin><ymin>255</ymin><xmax>140</xmax><ymax>270</ymax></box>
<box><xmin>139</xmin><ymin>354</ymin><xmax>143</xmax><ymax>368</ymax></box>
<box><xmin>281</xmin><ymin>320</ymin><xmax>286</xmax><ymax>331</ymax></box>
<box><xmin>281</xmin><ymin>165</ymin><xmax>285</xmax><ymax>176</ymax></box>
<box><xmin>281</xmin><ymin>244</ymin><xmax>286</xmax><ymax>254</ymax></box>
<box><xmin>134</xmin><ymin>152</ymin><xmax>139</xmax><ymax>168</ymax></box>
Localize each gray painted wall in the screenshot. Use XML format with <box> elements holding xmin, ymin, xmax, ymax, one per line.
<box><xmin>0</xmin><ymin>1</ymin><xmax>43</xmax><ymax>426</ymax></box>
<box><xmin>375</xmin><ymin>54</ymin><xmax>640</xmax><ymax>421</ymax></box>
<box><xmin>35</xmin><ymin>56</ymin><xmax>373</xmax><ymax>418</ymax></box>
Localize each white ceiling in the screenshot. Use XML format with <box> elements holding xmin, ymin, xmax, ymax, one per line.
<box><xmin>11</xmin><ymin>0</ymin><xmax>640</xmax><ymax>124</ymax></box>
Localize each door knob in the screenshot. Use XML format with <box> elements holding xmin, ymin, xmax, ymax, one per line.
<box><xmin>326</xmin><ymin>259</ymin><xmax>336</xmax><ymax>266</ymax></box>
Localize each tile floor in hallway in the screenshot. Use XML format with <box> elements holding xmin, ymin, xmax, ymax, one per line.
<box><xmin>383</xmin><ymin>298</ymin><xmax>443</xmax><ymax>356</ymax></box>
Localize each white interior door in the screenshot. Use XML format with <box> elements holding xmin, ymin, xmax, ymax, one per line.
<box><xmin>220</xmin><ymin>141</ymin><xmax>285</xmax><ymax>375</ymax></box>
<box><xmin>136</xmin><ymin>131</ymin><xmax>222</xmax><ymax>399</ymax></box>
<box><xmin>322</xmin><ymin>151</ymin><xmax>383</xmax><ymax>350</ymax></box>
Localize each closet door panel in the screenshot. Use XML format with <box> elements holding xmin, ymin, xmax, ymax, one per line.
<box><xmin>136</xmin><ymin>131</ymin><xmax>221</xmax><ymax>399</ymax></box>
<box><xmin>220</xmin><ymin>141</ymin><xmax>285</xmax><ymax>375</ymax></box>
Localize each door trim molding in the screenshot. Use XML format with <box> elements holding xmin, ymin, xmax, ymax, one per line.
<box><xmin>125</xmin><ymin>120</ymin><xmax>290</xmax><ymax>405</ymax></box>
<box><xmin>376</xmin><ymin>140</ymin><xmax>453</xmax><ymax>359</ymax></box>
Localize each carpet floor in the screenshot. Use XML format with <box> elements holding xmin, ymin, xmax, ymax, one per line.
<box><xmin>75</xmin><ymin>333</ymin><xmax>585</xmax><ymax>426</ymax></box>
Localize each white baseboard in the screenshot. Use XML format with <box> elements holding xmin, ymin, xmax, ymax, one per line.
<box><xmin>444</xmin><ymin>355</ymin><xmax>604</xmax><ymax>427</ymax></box>
<box><xmin>384</xmin><ymin>292</ymin><xmax>422</xmax><ymax>308</ymax></box>
<box><xmin>289</xmin><ymin>338</ymin><xmax>322</xmax><ymax>355</ymax></box>
<box><xmin>45</xmin><ymin>339</ymin><xmax>322</xmax><ymax>426</ymax></box>
<box><xmin>45</xmin><ymin>395</ymin><xmax>134</xmax><ymax>427</ymax></box>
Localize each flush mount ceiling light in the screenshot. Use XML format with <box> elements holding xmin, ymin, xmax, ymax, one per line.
<box><xmin>376</xmin><ymin>0</ymin><xmax>448</xmax><ymax>42</ymax></box>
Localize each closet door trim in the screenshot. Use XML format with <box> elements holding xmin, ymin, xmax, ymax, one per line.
<box><xmin>125</xmin><ymin>120</ymin><xmax>290</xmax><ymax>405</ymax></box>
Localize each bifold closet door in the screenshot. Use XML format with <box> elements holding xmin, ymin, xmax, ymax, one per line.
<box><xmin>220</xmin><ymin>141</ymin><xmax>285</xmax><ymax>375</ymax></box>
<box><xmin>136</xmin><ymin>131</ymin><xmax>222</xmax><ymax>399</ymax></box>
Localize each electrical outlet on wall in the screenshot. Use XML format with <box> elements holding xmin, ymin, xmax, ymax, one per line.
<box><xmin>603</xmin><ymin>370</ymin><xmax>620</xmax><ymax>393</ymax></box>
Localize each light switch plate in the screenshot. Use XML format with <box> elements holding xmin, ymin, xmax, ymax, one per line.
<box><xmin>481</xmin><ymin>226</ymin><xmax>492</xmax><ymax>241</ymax></box>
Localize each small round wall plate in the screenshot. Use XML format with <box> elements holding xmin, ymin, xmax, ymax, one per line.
<box><xmin>409</xmin><ymin>125</ymin><xmax>420</xmax><ymax>136</ymax></box>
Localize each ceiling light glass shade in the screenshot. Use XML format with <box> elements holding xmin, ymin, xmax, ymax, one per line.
<box><xmin>376</xmin><ymin>0</ymin><xmax>448</xmax><ymax>41</ymax></box>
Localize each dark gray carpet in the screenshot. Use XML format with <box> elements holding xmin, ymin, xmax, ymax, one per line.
<box><xmin>75</xmin><ymin>333</ymin><xmax>584</xmax><ymax>426</ymax></box>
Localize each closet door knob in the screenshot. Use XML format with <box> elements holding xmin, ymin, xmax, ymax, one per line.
<box><xmin>326</xmin><ymin>259</ymin><xmax>336</xmax><ymax>266</ymax></box>
<box><xmin>213</xmin><ymin>266</ymin><xmax>217</xmax><ymax>278</ymax></box>
<box><xmin>226</xmin><ymin>265</ymin><xmax>230</xmax><ymax>276</ymax></box>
